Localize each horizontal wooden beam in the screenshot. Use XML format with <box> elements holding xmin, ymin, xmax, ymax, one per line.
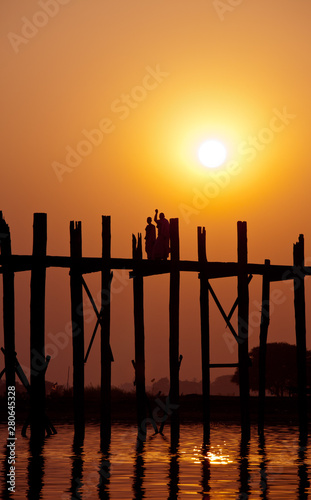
<box><xmin>0</xmin><ymin>255</ymin><xmax>310</xmax><ymax>281</ymax></box>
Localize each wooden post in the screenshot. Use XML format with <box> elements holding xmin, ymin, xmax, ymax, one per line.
<box><xmin>132</xmin><ymin>234</ymin><xmax>147</xmax><ymax>439</ymax></box>
<box><xmin>30</xmin><ymin>213</ymin><xmax>47</xmax><ymax>442</ymax></box>
<box><xmin>0</xmin><ymin>214</ymin><xmax>16</xmax><ymax>394</ymax></box>
<box><xmin>237</xmin><ymin>221</ymin><xmax>250</xmax><ymax>441</ymax></box>
<box><xmin>258</xmin><ymin>259</ymin><xmax>270</xmax><ymax>436</ymax></box>
<box><xmin>27</xmin><ymin>440</ymin><xmax>45</xmax><ymax>498</ymax></box>
<box><xmin>70</xmin><ymin>221</ymin><xmax>85</xmax><ymax>441</ymax></box>
<box><xmin>197</xmin><ymin>227</ymin><xmax>210</xmax><ymax>444</ymax></box>
<box><xmin>169</xmin><ymin>218</ymin><xmax>180</xmax><ymax>448</ymax></box>
<box><xmin>101</xmin><ymin>216</ymin><xmax>112</xmax><ymax>451</ymax></box>
<box><xmin>293</xmin><ymin>234</ymin><xmax>308</xmax><ymax>440</ymax></box>
<box><xmin>70</xmin><ymin>440</ymin><xmax>84</xmax><ymax>500</ymax></box>
<box><xmin>168</xmin><ymin>447</ymin><xmax>180</xmax><ymax>499</ymax></box>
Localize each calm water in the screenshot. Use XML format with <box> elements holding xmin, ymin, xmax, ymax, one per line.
<box><xmin>0</xmin><ymin>423</ymin><xmax>310</xmax><ymax>499</ymax></box>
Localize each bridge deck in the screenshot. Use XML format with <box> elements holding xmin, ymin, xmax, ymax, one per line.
<box><xmin>0</xmin><ymin>255</ymin><xmax>309</xmax><ymax>282</ymax></box>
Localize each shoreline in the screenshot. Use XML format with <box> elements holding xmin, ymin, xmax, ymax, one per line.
<box><xmin>1</xmin><ymin>393</ymin><xmax>309</xmax><ymax>427</ymax></box>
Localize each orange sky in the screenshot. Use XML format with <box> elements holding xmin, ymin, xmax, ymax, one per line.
<box><xmin>1</xmin><ymin>1</ymin><xmax>311</xmax><ymax>388</ymax></box>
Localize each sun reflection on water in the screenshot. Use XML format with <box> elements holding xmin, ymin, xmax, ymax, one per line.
<box><xmin>190</xmin><ymin>444</ymin><xmax>233</xmax><ymax>465</ymax></box>
<box><xmin>0</xmin><ymin>424</ymin><xmax>309</xmax><ymax>499</ymax></box>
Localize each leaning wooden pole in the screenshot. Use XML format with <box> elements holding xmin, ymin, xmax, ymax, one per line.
<box><xmin>197</xmin><ymin>227</ymin><xmax>210</xmax><ymax>444</ymax></box>
<box><xmin>100</xmin><ymin>216</ymin><xmax>113</xmax><ymax>451</ymax></box>
<box><xmin>258</xmin><ymin>259</ymin><xmax>270</xmax><ymax>436</ymax></box>
<box><xmin>169</xmin><ymin>218</ymin><xmax>180</xmax><ymax>449</ymax></box>
<box><xmin>30</xmin><ymin>213</ymin><xmax>47</xmax><ymax>442</ymax></box>
<box><xmin>237</xmin><ymin>221</ymin><xmax>250</xmax><ymax>441</ymax></box>
<box><xmin>132</xmin><ymin>234</ymin><xmax>147</xmax><ymax>439</ymax></box>
<box><xmin>293</xmin><ymin>234</ymin><xmax>308</xmax><ymax>441</ymax></box>
<box><xmin>0</xmin><ymin>213</ymin><xmax>16</xmax><ymax>394</ymax></box>
<box><xmin>70</xmin><ymin>221</ymin><xmax>85</xmax><ymax>442</ymax></box>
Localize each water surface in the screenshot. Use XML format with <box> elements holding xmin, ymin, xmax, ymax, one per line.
<box><xmin>0</xmin><ymin>423</ymin><xmax>310</xmax><ymax>499</ymax></box>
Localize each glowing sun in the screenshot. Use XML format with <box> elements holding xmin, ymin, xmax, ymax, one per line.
<box><xmin>198</xmin><ymin>139</ymin><xmax>227</xmax><ymax>168</ymax></box>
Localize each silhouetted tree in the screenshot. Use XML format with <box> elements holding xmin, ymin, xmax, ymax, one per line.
<box><xmin>231</xmin><ymin>342</ymin><xmax>311</xmax><ymax>397</ymax></box>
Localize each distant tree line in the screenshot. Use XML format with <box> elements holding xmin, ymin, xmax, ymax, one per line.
<box><xmin>231</xmin><ymin>342</ymin><xmax>311</xmax><ymax>397</ymax></box>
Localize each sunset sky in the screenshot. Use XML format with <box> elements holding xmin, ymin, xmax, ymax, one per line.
<box><xmin>1</xmin><ymin>1</ymin><xmax>311</xmax><ymax>389</ymax></box>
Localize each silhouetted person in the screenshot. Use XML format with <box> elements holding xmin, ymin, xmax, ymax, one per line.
<box><xmin>153</xmin><ymin>209</ymin><xmax>170</xmax><ymax>260</ymax></box>
<box><xmin>144</xmin><ymin>217</ymin><xmax>156</xmax><ymax>260</ymax></box>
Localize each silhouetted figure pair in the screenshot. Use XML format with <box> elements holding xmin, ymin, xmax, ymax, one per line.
<box><xmin>145</xmin><ymin>209</ymin><xmax>170</xmax><ymax>260</ymax></box>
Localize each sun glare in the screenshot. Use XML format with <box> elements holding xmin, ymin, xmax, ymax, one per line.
<box><xmin>198</xmin><ymin>139</ymin><xmax>227</xmax><ymax>168</ymax></box>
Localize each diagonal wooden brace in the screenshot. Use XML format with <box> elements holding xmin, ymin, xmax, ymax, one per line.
<box><xmin>1</xmin><ymin>347</ymin><xmax>31</xmax><ymax>391</ymax></box>
<box><xmin>201</xmin><ymin>275</ymin><xmax>252</xmax><ymax>343</ymax></box>
<box><xmin>204</xmin><ymin>281</ymin><xmax>239</xmax><ymax>342</ymax></box>
<box><xmin>82</xmin><ymin>275</ymin><xmax>114</xmax><ymax>363</ymax></box>
<box><xmin>81</xmin><ymin>275</ymin><xmax>101</xmax><ymax>319</ymax></box>
<box><xmin>226</xmin><ymin>274</ymin><xmax>253</xmax><ymax>323</ymax></box>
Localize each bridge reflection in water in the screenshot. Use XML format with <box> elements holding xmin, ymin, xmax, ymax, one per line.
<box><xmin>0</xmin><ymin>423</ymin><xmax>309</xmax><ymax>499</ymax></box>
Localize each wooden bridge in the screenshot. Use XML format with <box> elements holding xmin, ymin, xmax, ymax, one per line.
<box><xmin>0</xmin><ymin>212</ymin><xmax>309</xmax><ymax>450</ymax></box>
